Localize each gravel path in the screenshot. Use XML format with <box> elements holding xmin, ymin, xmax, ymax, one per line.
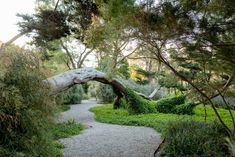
<box><xmin>59</xmin><ymin>99</ymin><xmax>162</xmax><ymax>157</ymax></box>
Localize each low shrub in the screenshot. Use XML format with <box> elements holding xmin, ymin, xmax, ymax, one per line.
<box><xmin>82</xmin><ymin>94</ymin><xmax>90</xmax><ymax>100</ymax></box>
<box><xmin>120</xmin><ymin>97</ymin><xmax>128</xmax><ymax>109</ymax></box>
<box><xmin>160</xmin><ymin>121</ymin><xmax>230</xmax><ymax>157</ymax></box>
<box><xmin>173</xmin><ymin>103</ymin><xmax>195</xmax><ymax>115</ymax></box>
<box><xmin>125</xmin><ymin>88</ymin><xmax>155</xmax><ymax>114</ymax></box>
<box><xmin>155</xmin><ymin>95</ymin><xmax>185</xmax><ymax>113</ymax></box>
<box><xmin>113</xmin><ymin>97</ymin><xmax>129</xmax><ymax>109</ymax></box>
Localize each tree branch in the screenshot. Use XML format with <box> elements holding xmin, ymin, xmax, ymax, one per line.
<box><xmin>0</xmin><ymin>30</ymin><xmax>30</xmax><ymax>54</ymax></box>
<box><xmin>60</xmin><ymin>40</ymin><xmax>76</xmax><ymax>69</ymax></box>
<box><xmin>77</xmin><ymin>48</ymin><xmax>94</xmax><ymax>68</ymax></box>
<box><xmin>116</xmin><ymin>45</ymin><xmax>141</xmax><ymax>64</ymax></box>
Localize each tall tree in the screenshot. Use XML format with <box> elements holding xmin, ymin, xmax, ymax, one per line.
<box><xmin>96</xmin><ymin>0</ymin><xmax>235</xmax><ymax>136</ymax></box>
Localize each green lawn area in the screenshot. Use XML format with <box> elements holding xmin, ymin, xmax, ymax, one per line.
<box><xmin>90</xmin><ymin>104</ymin><xmax>235</xmax><ymax>133</ymax></box>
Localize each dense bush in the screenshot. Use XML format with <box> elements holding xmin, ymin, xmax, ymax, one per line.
<box><xmin>87</xmin><ymin>82</ymin><xmax>97</xmax><ymax>98</ymax></box>
<box><xmin>63</xmin><ymin>85</ymin><xmax>84</xmax><ymax>104</ymax></box>
<box><xmin>160</xmin><ymin>121</ymin><xmax>230</xmax><ymax>157</ymax></box>
<box><xmin>173</xmin><ymin>103</ymin><xmax>195</xmax><ymax>115</ymax></box>
<box><xmin>96</xmin><ymin>83</ymin><xmax>116</xmax><ymax>103</ymax></box>
<box><xmin>125</xmin><ymin>88</ymin><xmax>155</xmax><ymax>114</ymax></box>
<box><xmin>51</xmin><ymin>120</ymin><xmax>84</xmax><ymax>140</ymax></box>
<box><xmin>0</xmin><ymin>52</ymin><xmax>58</xmax><ymax>156</ymax></box>
<box><xmin>155</xmin><ymin>95</ymin><xmax>185</xmax><ymax>113</ymax></box>
<box><xmin>56</xmin><ymin>85</ymin><xmax>84</xmax><ymax>105</ymax></box>
<box><xmin>88</xmin><ymin>82</ymin><xmax>116</xmax><ymax>103</ymax></box>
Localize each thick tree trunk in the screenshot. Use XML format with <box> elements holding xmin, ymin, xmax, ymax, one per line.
<box><xmin>45</xmin><ymin>68</ymin><xmax>126</xmax><ymax>97</ymax></box>
<box><xmin>45</xmin><ymin>68</ymin><xmax>157</xmax><ymax>106</ymax></box>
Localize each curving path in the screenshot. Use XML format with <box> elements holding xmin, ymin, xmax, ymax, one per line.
<box><xmin>59</xmin><ymin>99</ymin><xmax>162</xmax><ymax>157</ymax></box>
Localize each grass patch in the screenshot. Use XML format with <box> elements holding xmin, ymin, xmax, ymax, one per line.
<box><xmin>50</xmin><ymin>120</ymin><xmax>85</xmax><ymax>156</ymax></box>
<box><xmin>59</xmin><ymin>105</ymin><xmax>71</xmax><ymax>112</ymax></box>
<box><xmin>90</xmin><ymin>104</ymin><xmax>235</xmax><ymax>133</ymax></box>
<box><xmin>51</xmin><ymin>120</ymin><xmax>85</xmax><ymax>140</ymax></box>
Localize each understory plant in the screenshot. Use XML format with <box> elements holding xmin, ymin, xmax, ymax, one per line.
<box><xmin>155</xmin><ymin>95</ymin><xmax>186</xmax><ymax>113</ymax></box>
<box><xmin>124</xmin><ymin>88</ymin><xmax>155</xmax><ymax>114</ymax></box>
<box><xmin>88</xmin><ymin>82</ymin><xmax>116</xmax><ymax>103</ymax></box>
<box><xmin>63</xmin><ymin>85</ymin><xmax>84</xmax><ymax>104</ymax></box>
<box><xmin>0</xmin><ymin>51</ymin><xmax>58</xmax><ymax>156</ymax></box>
<box><xmin>160</xmin><ymin>120</ymin><xmax>230</xmax><ymax>157</ymax></box>
<box><xmin>173</xmin><ymin>103</ymin><xmax>195</xmax><ymax>115</ymax></box>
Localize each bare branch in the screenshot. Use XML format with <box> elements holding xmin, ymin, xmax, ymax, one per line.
<box><xmin>60</xmin><ymin>40</ymin><xmax>76</xmax><ymax>69</ymax></box>
<box><xmin>54</xmin><ymin>0</ymin><xmax>60</xmax><ymax>11</ymax></box>
<box><xmin>116</xmin><ymin>45</ymin><xmax>141</xmax><ymax>64</ymax></box>
<box><xmin>128</xmin><ymin>56</ymin><xmax>158</xmax><ymax>60</ymax></box>
<box><xmin>77</xmin><ymin>48</ymin><xmax>94</xmax><ymax>68</ymax></box>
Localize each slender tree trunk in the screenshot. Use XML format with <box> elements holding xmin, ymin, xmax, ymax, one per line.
<box><xmin>0</xmin><ymin>30</ymin><xmax>30</xmax><ymax>55</ymax></box>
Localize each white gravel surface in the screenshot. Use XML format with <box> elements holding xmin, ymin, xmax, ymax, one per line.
<box><xmin>59</xmin><ymin>99</ymin><xmax>162</xmax><ymax>157</ymax></box>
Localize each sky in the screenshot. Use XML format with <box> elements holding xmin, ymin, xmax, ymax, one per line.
<box><xmin>0</xmin><ymin>0</ymin><xmax>35</xmax><ymax>46</ymax></box>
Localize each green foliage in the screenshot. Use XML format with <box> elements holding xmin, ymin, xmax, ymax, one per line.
<box><xmin>119</xmin><ymin>97</ymin><xmax>128</xmax><ymax>109</ymax></box>
<box><xmin>82</xmin><ymin>94</ymin><xmax>90</xmax><ymax>100</ymax></box>
<box><xmin>60</xmin><ymin>105</ymin><xmax>71</xmax><ymax>112</ymax></box>
<box><xmin>87</xmin><ymin>82</ymin><xmax>97</xmax><ymax>98</ymax></box>
<box><xmin>18</xmin><ymin>10</ymin><xmax>71</xmax><ymax>46</ymax></box>
<box><xmin>135</xmin><ymin>76</ymin><xmax>149</xmax><ymax>85</ymax></box>
<box><xmin>0</xmin><ymin>52</ymin><xmax>57</xmax><ymax>156</ymax></box>
<box><xmin>173</xmin><ymin>103</ymin><xmax>195</xmax><ymax>115</ymax></box>
<box><xmin>158</xmin><ymin>73</ymin><xmax>181</xmax><ymax>89</ymax></box>
<box><xmin>18</xmin><ymin>0</ymin><xmax>99</xmax><ymax>46</ymax></box>
<box><xmin>160</xmin><ymin>121</ymin><xmax>230</xmax><ymax>157</ymax></box>
<box><xmin>155</xmin><ymin>96</ymin><xmax>186</xmax><ymax>113</ymax></box>
<box><xmin>135</xmin><ymin>67</ymin><xmax>156</xmax><ymax>78</ymax></box>
<box><xmin>102</xmin><ymin>0</ymin><xmax>135</xmax><ymax>23</ymax></box>
<box><xmin>132</xmin><ymin>66</ymin><xmax>156</xmax><ymax>85</ymax></box>
<box><xmin>90</xmin><ymin>103</ymin><xmax>235</xmax><ymax>136</ymax></box>
<box><xmin>95</xmin><ymin>83</ymin><xmax>116</xmax><ymax>103</ymax></box>
<box><xmin>117</xmin><ymin>58</ymin><xmax>130</xmax><ymax>79</ymax></box>
<box><xmin>226</xmin><ymin>138</ymin><xmax>235</xmax><ymax>156</ymax></box>
<box><xmin>87</xmin><ymin>81</ymin><xmax>116</xmax><ymax>103</ymax></box>
<box><xmin>51</xmin><ymin>120</ymin><xmax>84</xmax><ymax>140</ymax></box>
<box><xmin>62</xmin><ymin>85</ymin><xmax>84</xmax><ymax>104</ymax></box>
<box><xmin>125</xmin><ymin>88</ymin><xmax>155</xmax><ymax>114</ymax></box>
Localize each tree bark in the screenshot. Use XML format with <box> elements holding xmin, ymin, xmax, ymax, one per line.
<box><xmin>45</xmin><ymin>68</ymin><xmax>126</xmax><ymax>98</ymax></box>
<box><xmin>44</xmin><ymin>67</ymin><xmax>155</xmax><ymax>101</ymax></box>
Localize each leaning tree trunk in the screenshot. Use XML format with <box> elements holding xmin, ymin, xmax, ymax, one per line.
<box><xmin>0</xmin><ymin>30</ymin><xmax>30</xmax><ymax>55</ymax></box>
<box><xmin>45</xmin><ymin>68</ymin><xmax>126</xmax><ymax>107</ymax></box>
<box><xmin>45</xmin><ymin>67</ymin><xmax>156</xmax><ymax>107</ymax></box>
